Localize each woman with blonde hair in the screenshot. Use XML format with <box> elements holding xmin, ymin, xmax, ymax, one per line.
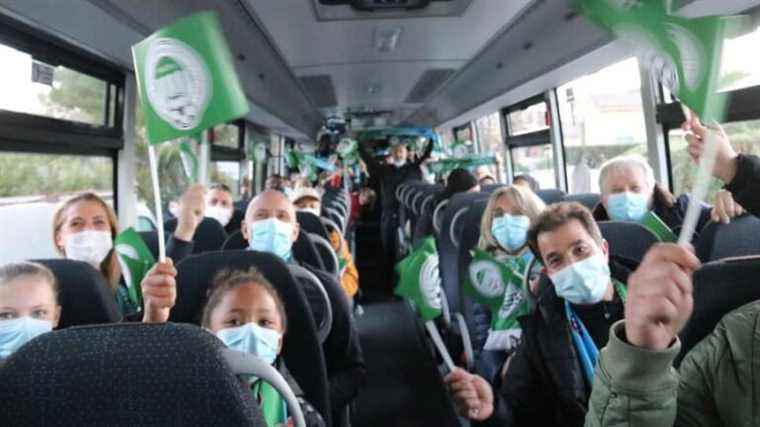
<box><xmin>469</xmin><ymin>185</ymin><xmax>546</xmax><ymax>382</ymax></box>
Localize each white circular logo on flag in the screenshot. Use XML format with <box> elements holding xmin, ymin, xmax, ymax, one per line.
<box><xmin>419</xmin><ymin>254</ymin><xmax>442</xmax><ymax>310</ymax></box>
<box><xmin>498</xmin><ymin>284</ymin><xmax>524</xmax><ymax>320</ymax></box>
<box><xmin>145</xmin><ymin>38</ymin><xmax>212</xmax><ymax>130</ymax></box>
<box><xmin>469</xmin><ymin>260</ymin><xmax>505</xmax><ymax>299</ymax></box>
<box><xmin>616</xmin><ymin>25</ymin><xmax>680</xmax><ymax>94</ymax></box>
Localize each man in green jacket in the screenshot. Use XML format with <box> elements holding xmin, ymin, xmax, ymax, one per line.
<box><xmin>585</xmin><ymin>117</ymin><xmax>760</xmax><ymax>427</ymax></box>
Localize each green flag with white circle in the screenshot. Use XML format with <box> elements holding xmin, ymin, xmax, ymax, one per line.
<box><xmin>178</xmin><ymin>135</ymin><xmax>200</xmax><ymax>182</ymax></box>
<box><xmin>132</xmin><ymin>11</ymin><xmax>250</xmax><ymax>145</ymax></box>
<box><xmin>394</xmin><ymin>237</ymin><xmax>443</xmax><ymax>322</ymax></box>
<box><xmin>114</xmin><ymin>227</ymin><xmax>156</xmax><ymax>307</ymax></box>
<box><xmin>464</xmin><ymin>249</ymin><xmax>531</xmax><ymax>351</ymax></box>
<box><xmin>577</xmin><ymin>0</ymin><xmax>745</xmax><ymax>121</ymax></box>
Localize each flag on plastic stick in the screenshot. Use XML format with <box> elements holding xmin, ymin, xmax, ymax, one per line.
<box><xmin>464</xmin><ymin>249</ymin><xmax>531</xmax><ymax>351</ymax></box>
<box><xmin>147</xmin><ymin>145</ymin><xmax>167</xmax><ymax>261</ymax></box>
<box><xmin>394</xmin><ymin>237</ymin><xmax>443</xmax><ymax>322</ymax></box>
<box><xmin>114</xmin><ymin>227</ymin><xmax>156</xmax><ymax>307</ymax></box>
<box><xmin>577</xmin><ymin>0</ymin><xmax>744</xmax><ymax>122</ymax></box>
<box><xmin>132</xmin><ymin>11</ymin><xmax>249</xmax><ymax>144</ymax></box>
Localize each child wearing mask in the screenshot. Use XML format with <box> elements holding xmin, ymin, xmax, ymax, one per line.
<box><xmin>201</xmin><ymin>267</ymin><xmax>325</xmax><ymax>427</ymax></box>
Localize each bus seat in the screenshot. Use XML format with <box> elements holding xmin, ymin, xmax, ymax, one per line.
<box><xmin>535</xmin><ymin>189</ymin><xmax>566</xmax><ymax>205</ymax></box>
<box><xmin>33</xmin><ymin>259</ymin><xmax>121</xmax><ymax>327</ymax></box>
<box><xmin>695</xmin><ymin>215</ymin><xmax>760</xmax><ymax>262</ymax></box>
<box><xmin>308</xmin><ymin>232</ymin><xmax>340</xmax><ymax>280</ymax></box>
<box><xmin>138</xmin><ymin>230</ymin><xmax>163</xmax><ymax>260</ymax></box>
<box><xmin>454</xmin><ymin>200</ymin><xmax>490</xmax><ymax>347</ymax></box>
<box><xmin>164</xmin><ymin>217</ymin><xmax>228</xmax><ymax>254</ymax></box>
<box><xmin>598</xmin><ymin>221</ymin><xmax>658</xmax><ymax>263</ymax></box>
<box><xmin>227</xmin><ymin>208</ymin><xmax>245</xmax><ymax>234</ymax></box>
<box><xmin>678</xmin><ymin>256</ymin><xmax>760</xmax><ymax>365</ymax></box>
<box><xmin>223</xmin><ymin>230</ymin><xmax>327</xmax><ymax>273</ymax></box>
<box><xmin>171</xmin><ymin>250</ymin><xmax>331</xmax><ymax>425</ymax></box>
<box><xmin>296</xmin><ymin>211</ymin><xmax>331</xmax><ymax>241</ymax></box>
<box><xmin>563</xmin><ymin>193</ymin><xmax>600</xmax><ymax>210</ymax></box>
<box><xmin>288</xmin><ymin>264</ymin><xmax>333</xmax><ymax>344</ymax></box>
<box><xmin>0</xmin><ymin>323</ymin><xmax>265</xmax><ymax>426</ymax></box>
<box><xmin>480</xmin><ymin>184</ymin><xmax>506</xmax><ymax>194</ymax></box>
<box><xmin>438</xmin><ymin>193</ymin><xmax>490</xmax><ymax>316</ymax></box>
<box><xmin>351</xmin><ymin>301</ymin><xmax>461</xmax><ymax>427</ymax></box>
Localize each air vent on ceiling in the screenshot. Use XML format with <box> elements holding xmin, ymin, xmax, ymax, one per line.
<box><xmin>404</xmin><ymin>68</ymin><xmax>456</xmax><ymax>103</ymax></box>
<box><xmin>299</xmin><ymin>75</ymin><xmax>338</xmax><ymax>108</ymax></box>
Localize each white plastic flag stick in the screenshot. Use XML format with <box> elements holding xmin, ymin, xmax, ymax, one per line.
<box><xmin>425</xmin><ymin>320</ymin><xmax>456</xmax><ymax>373</ymax></box>
<box><xmin>148</xmin><ymin>145</ymin><xmax>166</xmax><ymax>262</ymax></box>
<box><xmin>199</xmin><ymin>131</ymin><xmax>210</xmax><ymax>186</ymax></box>
<box><xmin>677</xmin><ymin>126</ymin><xmax>720</xmax><ymax>245</ymax></box>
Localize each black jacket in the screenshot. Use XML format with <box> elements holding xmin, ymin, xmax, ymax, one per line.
<box><xmin>358</xmin><ymin>141</ymin><xmax>433</xmax><ymax>211</ymax></box>
<box><xmin>726</xmin><ymin>154</ymin><xmax>760</xmax><ymax>217</ymax></box>
<box><xmin>478</xmin><ymin>257</ymin><xmax>636</xmax><ymax>427</ymax></box>
<box><xmin>592</xmin><ymin>187</ymin><xmax>711</xmax><ymax>241</ymax></box>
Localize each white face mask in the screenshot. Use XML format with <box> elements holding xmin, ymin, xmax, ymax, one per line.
<box><xmin>64</xmin><ymin>230</ymin><xmax>113</xmax><ymax>267</ymax></box>
<box><xmin>205</xmin><ymin>205</ymin><xmax>233</xmax><ymax>227</ymax></box>
<box><xmin>393</xmin><ymin>158</ymin><xmax>407</xmax><ymax>168</ymax></box>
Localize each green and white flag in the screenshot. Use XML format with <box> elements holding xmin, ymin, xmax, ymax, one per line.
<box><xmin>114</xmin><ymin>227</ymin><xmax>156</xmax><ymax>307</ymax></box>
<box><xmin>178</xmin><ymin>135</ymin><xmax>200</xmax><ymax>182</ymax></box>
<box><xmin>464</xmin><ymin>249</ymin><xmax>531</xmax><ymax>351</ymax></box>
<box><xmin>641</xmin><ymin>211</ymin><xmax>678</xmax><ymax>243</ymax></box>
<box><xmin>577</xmin><ymin>0</ymin><xmax>744</xmax><ymax>120</ymax></box>
<box><xmin>394</xmin><ymin>237</ymin><xmax>443</xmax><ymax>322</ymax></box>
<box><xmin>132</xmin><ymin>11</ymin><xmax>250</xmax><ymax>145</ymax></box>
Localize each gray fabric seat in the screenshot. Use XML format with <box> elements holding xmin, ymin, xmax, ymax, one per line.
<box><xmin>695</xmin><ymin>215</ymin><xmax>760</xmax><ymax>262</ymax></box>
<box><xmin>598</xmin><ymin>221</ymin><xmax>659</xmax><ymax>263</ymax></box>
<box><xmin>0</xmin><ymin>323</ymin><xmax>264</xmax><ymax>426</ymax></box>
<box><xmin>563</xmin><ymin>193</ymin><xmax>600</xmax><ymax>210</ymax></box>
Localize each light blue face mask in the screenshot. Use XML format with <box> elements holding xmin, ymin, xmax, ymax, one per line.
<box><xmin>0</xmin><ymin>316</ymin><xmax>53</xmax><ymax>358</ymax></box>
<box><xmin>491</xmin><ymin>214</ymin><xmax>530</xmax><ymax>252</ymax></box>
<box><xmin>217</xmin><ymin>322</ymin><xmax>282</xmax><ymax>365</ymax></box>
<box><xmin>549</xmin><ymin>253</ymin><xmax>611</xmax><ymax>305</ymax></box>
<box><xmin>248</xmin><ymin>218</ymin><xmax>294</xmax><ymax>261</ymax></box>
<box><xmin>606</xmin><ymin>192</ymin><xmax>649</xmax><ymax>222</ymax></box>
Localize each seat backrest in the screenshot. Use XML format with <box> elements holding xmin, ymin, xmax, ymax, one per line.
<box><xmin>679</xmin><ymin>256</ymin><xmax>760</xmax><ymax>363</ymax></box>
<box><xmin>535</xmin><ymin>188</ymin><xmax>566</xmax><ymax>205</ymax></box>
<box><xmin>296</xmin><ymin>211</ymin><xmax>331</xmax><ymax>241</ymax></box>
<box><xmin>171</xmin><ymin>250</ymin><xmax>331</xmax><ymax>424</ymax></box>
<box><xmin>598</xmin><ymin>221</ymin><xmax>659</xmax><ymax>263</ymax></box>
<box><xmin>480</xmin><ymin>184</ymin><xmax>506</xmax><ymax>194</ymax></box>
<box><xmin>438</xmin><ymin>192</ymin><xmax>489</xmax><ymax>315</ymax></box>
<box><xmin>138</xmin><ymin>230</ymin><xmax>163</xmax><ymax>260</ymax></box>
<box><xmin>351</xmin><ymin>301</ymin><xmax>460</xmax><ymax>427</ymax></box>
<box><xmin>0</xmin><ymin>323</ymin><xmax>264</xmax><ymax>426</ymax></box>
<box><xmin>33</xmin><ymin>259</ymin><xmax>121</xmax><ymax>327</ymax></box>
<box><xmin>695</xmin><ymin>215</ymin><xmax>760</xmax><ymax>262</ymax></box>
<box><xmin>288</xmin><ymin>264</ymin><xmax>333</xmax><ymax>344</ymax></box>
<box><xmin>307</xmin><ymin>232</ymin><xmax>340</xmax><ymax>279</ymax></box>
<box><xmin>227</xmin><ymin>208</ymin><xmax>245</xmax><ymax>234</ymax></box>
<box><xmin>563</xmin><ymin>193</ymin><xmax>600</xmax><ymax>210</ymax></box>
<box><xmin>164</xmin><ymin>217</ymin><xmax>228</xmax><ymax>254</ymax></box>
<box><xmin>222</xmin><ymin>230</ymin><xmax>248</xmax><ymax>250</ymax></box>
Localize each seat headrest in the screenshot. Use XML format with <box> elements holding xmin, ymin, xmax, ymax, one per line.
<box><xmin>296</xmin><ymin>211</ymin><xmax>330</xmax><ymax>240</ymax></box>
<box><xmin>165</xmin><ymin>217</ymin><xmax>228</xmax><ymax>254</ymax></box>
<box><xmin>562</xmin><ymin>193</ymin><xmax>600</xmax><ymax>210</ymax></box>
<box><xmin>33</xmin><ymin>259</ymin><xmax>121</xmax><ymax>327</ymax></box>
<box><xmin>0</xmin><ymin>323</ymin><xmax>263</xmax><ymax>426</ymax></box>
<box><xmin>171</xmin><ymin>250</ymin><xmax>331</xmax><ymax>422</ymax></box>
<box><xmin>695</xmin><ymin>215</ymin><xmax>760</xmax><ymax>262</ymax></box>
<box><xmin>597</xmin><ymin>221</ymin><xmax>659</xmax><ymax>263</ymax></box>
<box><xmin>535</xmin><ymin>189</ymin><xmax>566</xmax><ymax>205</ymax></box>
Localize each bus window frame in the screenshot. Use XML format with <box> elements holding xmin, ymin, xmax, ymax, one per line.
<box><xmin>210</xmin><ymin>120</ymin><xmax>246</xmax><ymax>162</ymax></box>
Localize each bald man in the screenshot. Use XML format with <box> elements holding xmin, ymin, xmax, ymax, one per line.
<box><xmin>241</xmin><ymin>190</ymin><xmax>366</xmax><ymax>416</ymax></box>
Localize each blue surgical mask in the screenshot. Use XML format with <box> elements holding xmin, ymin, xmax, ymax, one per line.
<box><xmin>248</xmin><ymin>218</ymin><xmax>294</xmax><ymax>261</ymax></box>
<box><xmin>606</xmin><ymin>192</ymin><xmax>649</xmax><ymax>222</ymax></box>
<box><xmin>549</xmin><ymin>253</ymin><xmax>611</xmax><ymax>305</ymax></box>
<box><xmin>0</xmin><ymin>316</ymin><xmax>53</xmax><ymax>358</ymax></box>
<box><xmin>217</xmin><ymin>322</ymin><xmax>282</xmax><ymax>365</ymax></box>
<box><xmin>491</xmin><ymin>214</ymin><xmax>530</xmax><ymax>252</ymax></box>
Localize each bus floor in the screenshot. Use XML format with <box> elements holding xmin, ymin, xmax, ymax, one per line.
<box><xmin>354</xmin><ymin>220</ymin><xmax>396</xmax><ymax>304</ymax></box>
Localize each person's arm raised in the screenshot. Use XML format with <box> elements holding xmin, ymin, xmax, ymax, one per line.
<box><xmin>683</xmin><ymin>115</ymin><xmax>738</xmax><ymax>185</ymax></box>
<box><xmin>141</xmin><ymin>259</ymin><xmax>177</xmax><ymax>323</ymax></box>
<box><xmin>174</xmin><ymin>184</ymin><xmax>206</xmax><ymax>242</ymax></box>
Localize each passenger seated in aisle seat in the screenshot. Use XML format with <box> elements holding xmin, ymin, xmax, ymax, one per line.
<box><xmin>413</xmin><ymin>168</ymin><xmax>479</xmax><ymax>242</ymax></box>
<box><xmin>446</xmin><ymin>202</ymin><xmax>636</xmax><ymax>427</ymax></box>
<box><xmin>0</xmin><ymin>260</ymin><xmax>175</xmax><ymax>360</ymax></box>
<box><xmin>291</xmin><ymin>187</ymin><xmax>359</xmax><ymax>300</ymax></box>
<box><xmin>265</xmin><ymin>174</ymin><xmax>285</xmax><ymax>192</ymax></box>
<box><xmin>205</xmin><ymin>183</ymin><xmax>235</xmax><ymax>232</ymax></box>
<box><xmin>202</xmin><ymin>267</ymin><xmax>325</xmax><ymax>427</ymax></box>
<box><xmin>240</xmin><ymin>190</ymin><xmax>366</xmax><ymax>413</ymax></box>
<box><xmin>52</xmin><ymin>188</ymin><xmax>202</xmax><ymax>316</ymax></box>
<box><xmin>469</xmin><ymin>185</ymin><xmax>546</xmax><ymax>383</ymax></box>
<box><xmin>583</xmin><ymin>115</ymin><xmax>760</xmax><ymax>427</ymax></box>
<box><xmin>512</xmin><ymin>174</ymin><xmax>540</xmax><ymax>193</ymax></box>
<box><xmin>593</xmin><ymin>154</ymin><xmax>743</xmax><ymax>239</ymax></box>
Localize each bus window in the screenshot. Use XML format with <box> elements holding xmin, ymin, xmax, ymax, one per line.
<box><xmin>213</xmin><ymin>123</ymin><xmax>241</xmax><ymax>149</ymax></box>
<box><xmin>211</xmin><ymin>162</ymin><xmax>241</xmax><ymax>198</ymax></box>
<box><xmin>557</xmin><ymin>57</ymin><xmax>648</xmax><ymax>194</ymax></box>
<box><xmin>0</xmin><ymin>42</ymin><xmax>109</xmax><ymax>126</ymax></box>
<box><xmin>474</xmin><ymin>113</ymin><xmax>505</xmax><ymax>182</ymax></box>
<box><xmin>719</xmin><ymin>23</ymin><xmax>760</xmax><ymax>92</ymax></box>
<box><xmin>511</xmin><ymin>144</ymin><xmax>555</xmax><ymax>190</ymax></box>
<box><xmin>454</xmin><ymin>124</ymin><xmax>472</xmax><ymax>142</ymax></box>
<box><xmin>0</xmin><ymin>152</ymin><xmax>113</xmax><ymax>264</ymax></box>
<box><xmin>507</xmin><ymin>102</ymin><xmax>548</xmax><ymax>136</ymax></box>
<box><xmin>669</xmin><ymin>118</ymin><xmax>760</xmax><ymax>200</ymax></box>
